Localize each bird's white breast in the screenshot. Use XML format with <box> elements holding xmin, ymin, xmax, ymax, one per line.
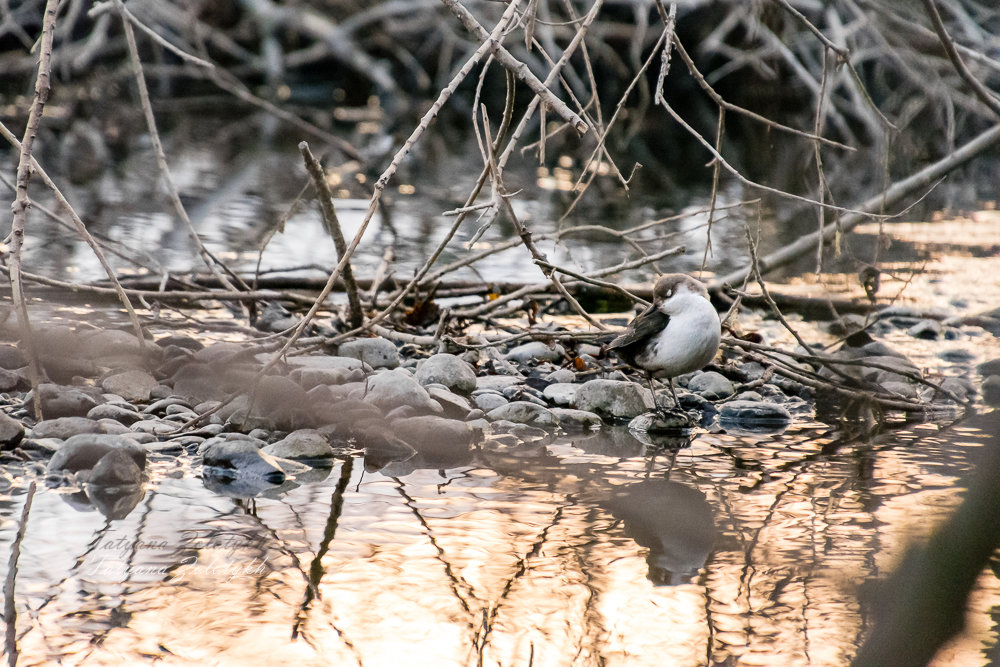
<box><xmin>636</xmin><ymin>293</ymin><xmax>721</xmax><ymax>377</ymax></box>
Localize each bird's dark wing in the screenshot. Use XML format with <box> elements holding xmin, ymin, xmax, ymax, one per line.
<box><xmin>608</xmin><ymin>303</ymin><xmax>670</xmax><ymax>351</ymax></box>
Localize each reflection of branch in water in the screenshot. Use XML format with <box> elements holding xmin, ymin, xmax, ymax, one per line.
<box><xmin>703</xmin><ymin>428</ymin><xmax>848</xmax><ymax>658</ymax></box>
<box><xmin>565</xmin><ymin>505</ymin><xmax>611</xmax><ymax>666</ymax></box>
<box><xmin>293</xmin><ymin>458</ymin><xmax>361</xmax><ymax>666</ymax></box>
<box><xmin>392</xmin><ymin>478</ymin><xmax>476</xmax><ymax>618</ymax></box>
<box><xmin>472</xmin><ymin>504</ymin><xmax>568</xmax><ymax>664</ymax></box>
<box><xmin>19</xmin><ymin>494</ymin><xmax>117</xmax><ymax>649</ymax></box>
<box><xmin>77</xmin><ymin>489</ymin><xmax>157</xmax><ymax>660</ymax></box>
<box><xmin>4</xmin><ymin>481</ymin><xmax>35</xmax><ymax>667</ymax></box>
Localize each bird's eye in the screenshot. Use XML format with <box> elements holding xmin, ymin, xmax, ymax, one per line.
<box><xmin>665</xmin><ymin>290</ymin><xmax>673</xmax><ymax>298</ymax></box>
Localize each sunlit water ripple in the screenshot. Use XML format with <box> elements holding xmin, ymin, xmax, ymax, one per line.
<box><xmin>2</xmin><ymin>415</ymin><xmax>998</xmax><ymax>666</ymax></box>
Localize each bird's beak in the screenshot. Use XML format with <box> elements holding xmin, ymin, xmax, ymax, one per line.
<box><xmin>634</xmin><ymin>300</ymin><xmax>658</xmax><ymax>319</ymax></box>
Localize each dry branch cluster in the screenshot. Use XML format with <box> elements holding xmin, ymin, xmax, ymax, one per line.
<box><xmin>1</xmin><ymin>0</ymin><xmax>998</xmax><ymax>420</ymax></box>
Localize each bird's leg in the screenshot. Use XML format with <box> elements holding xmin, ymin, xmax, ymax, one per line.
<box><xmin>645</xmin><ymin>371</ymin><xmax>663</xmax><ymax>414</ymax></box>
<box><xmin>666</xmin><ymin>377</ymin><xmax>680</xmax><ymax>410</ymax></box>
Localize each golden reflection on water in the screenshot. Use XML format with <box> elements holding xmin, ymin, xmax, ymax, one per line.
<box><xmin>3</xmin><ymin>416</ymin><xmax>999</xmax><ymax>666</ymax></box>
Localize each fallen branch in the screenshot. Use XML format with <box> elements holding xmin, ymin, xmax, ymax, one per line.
<box><xmin>711</xmin><ymin>121</ymin><xmax>1000</xmax><ymax>289</ymax></box>
<box><xmin>299</xmin><ymin>142</ymin><xmax>364</xmax><ymax>328</ymax></box>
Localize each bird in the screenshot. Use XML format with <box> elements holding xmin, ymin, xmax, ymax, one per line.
<box><xmin>607</xmin><ymin>274</ymin><xmax>722</xmax><ymax>412</ymax></box>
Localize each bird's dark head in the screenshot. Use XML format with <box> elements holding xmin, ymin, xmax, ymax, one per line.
<box><xmin>652</xmin><ymin>274</ymin><xmax>710</xmax><ymax>306</ymax></box>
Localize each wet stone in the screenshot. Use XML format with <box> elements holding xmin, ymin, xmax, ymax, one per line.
<box><xmin>130</xmin><ymin>419</ymin><xmax>178</xmax><ymax>436</ymax></box>
<box><xmin>100</xmin><ymin>369</ymin><xmax>159</xmax><ymax>403</ymax></box>
<box><xmin>544</xmin><ymin>368</ymin><xmax>576</xmax><ymax>384</ymax></box>
<box><xmin>78</xmin><ymin>328</ymin><xmax>146</xmax><ymax>360</ymax></box>
<box><xmin>908</xmin><ymin>319</ymin><xmax>943</xmax><ymax>340</ymax></box>
<box><xmin>0</xmin><ymin>344</ymin><xmax>26</xmax><ymax>370</ymax></box>
<box><xmin>475</xmin><ymin>375</ymin><xmax>525</xmax><ymax>392</ymax></box>
<box><xmin>686</xmin><ymin>371</ymin><xmax>735</xmax><ymax>400</ymax></box>
<box><xmin>943</xmin><ymin>327</ymin><xmax>962</xmax><ymax>340</ymax></box>
<box><xmin>47</xmin><ymin>434</ymin><xmax>146</xmax><ymax>474</ymax></box>
<box><xmin>504</xmin><ymin>341</ymin><xmax>565</xmax><ymax>364</ymax></box>
<box><xmin>363</xmin><ymin>368</ymin><xmax>442</xmax><ymax>414</ymax></box>
<box><xmin>486</xmin><ymin>401</ymin><xmax>559</xmax><ymax>427</ymax></box>
<box><xmin>0</xmin><ymin>367</ymin><xmax>23</xmax><ymax>392</ymax></box>
<box><xmin>262</xmin><ymin>429</ymin><xmax>336</xmax><ymax>460</ymax></box>
<box><xmin>22</xmin><ymin>438</ymin><xmax>61</xmax><ymax>454</ymax></box>
<box><xmin>385</xmin><ymin>405</ymin><xmax>419</xmax><ymax>421</ymax></box>
<box><xmin>862</xmin><ymin>356</ymin><xmax>921</xmax><ymax>384</ymax></box>
<box><xmin>163</xmin><ymin>435</ymin><xmax>205</xmax><ymax>450</ymax></box>
<box><xmin>0</xmin><ymin>411</ymin><xmax>25</xmax><ymax>450</ymax></box>
<box><xmin>542</xmin><ymin>382</ymin><xmax>578</xmax><ymax>407</ymax></box>
<box><xmin>550</xmin><ymin>408</ymin><xmax>602</xmax><ymax>431</ymax></box>
<box><xmin>773</xmin><ymin>377</ymin><xmax>810</xmax><ymax>398</ymax></box>
<box><xmin>201</xmin><ymin>439</ymin><xmax>285</xmax><ymax>483</ymax></box>
<box><xmin>826</xmin><ymin>314</ymin><xmax>869</xmax><ymax>336</ymax></box>
<box><xmin>234</xmin><ymin>375</ymin><xmax>310</xmax><ymax>431</ymax></box>
<box><xmin>426</xmin><ymin>386</ymin><xmax>476</xmax><ymax>420</ymax></box>
<box><xmin>36</xmin><ymin>383</ymin><xmax>103</xmax><ymax>418</ymax></box>
<box><xmin>145</xmin><ymin>397</ymin><xmax>192</xmax><ymax>415</ymax></box>
<box><xmin>978</xmin><ymin>359</ymin><xmax>1000</xmax><ymax>376</ymax></box>
<box><xmin>629</xmin><ymin>411</ymin><xmax>698</xmax><ymax>433</ymax></box>
<box><xmin>939</xmin><ymin>378</ymin><xmax>976</xmax><ymax>400</ymax></box>
<box><xmin>501</xmin><ymin>385</ymin><xmax>548</xmax><ymax>407</ymax></box>
<box><xmin>880</xmin><ymin>380</ymin><xmax>919</xmax><ymax>399</ymax></box>
<box><xmin>488</xmin><ymin>421</ymin><xmax>551</xmax><ymax>443</ymax></box>
<box><xmin>574</xmin><ymin>379</ymin><xmax>651</xmax><ymax>421</ymax></box>
<box><xmin>718</xmin><ymin>400</ymin><xmax>792</xmax><ymax>427</ymax></box>
<box><xmin>87</xmin><ymin>449</ymin><xmax>144</xmax><ymax>486</ymax></box>
<box><xmin>676</xmin><ymin>392</ymin><xmax>717</xmax><ymax>416</ymax></box>
<box><xmin>393</xmin><ymin>415</ymin><xmax>483</xmax><ymax>455</ymax></box>
<box><xmin>285</xmin><ymin>355</ymin><xmax>366</xmax><ymax>372</ymax></box>
<box><xmin>738</xmin><ymin>362</ymin><xmax>767</xmax><ymax>382</ymax></box>
<box><xmin>169</xmin><ymin>363</ymin><xmax>220</xmax><ymax>404</ymax></box>
<box><xmin>156</xmin><ymin>334</ymin><xmax>203</xmax><ymax>352</ymax></box>
<box><xmin>338</xmin><ymin>337</ymin><xmax>400</xmax><ymax>369</ymax></box>
<box><xmin>473</xmin><ymin>391</ymin><xmax>508</xmax><ymax>412</ymax></box>
<box><xmin>414</xmin><ymin>353</ymin><xmax>477</xmax><ymax>394</ymax></box>
<box><xmin>292</xmin><ymin>366</ymin><xmax>364</xmax><ymax>389</ymax></box>
<box><xmin>982</xmin><ymin>375</ymin><xmax>1000</xmax><ymax>406</ymax></box>
<box><xmin>197</xmin><ymin>433</ymin><xmax>267</xmax><ymax>454</ymax></box>
<box><xmin>88</xmin><ymin>403</ymin><xmax>144</xmax><ymax>426</ymax></box>
<box><xmin>32</xmin><ymin>417</ymin><xmax>107</xmax><ymax>440</ymax></box>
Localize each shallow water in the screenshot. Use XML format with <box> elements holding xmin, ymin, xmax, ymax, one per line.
<box><xmin>3</xmin><ymin>115</ymin><xmax>750</xmax><ymax>285</ymax></box>
<box><xmin>2</xmin><ymin>414</ymin><xmax>998</xmax><ymax>666</ymax></box>
<box><xmin>4</xmin><ymin>109</ymin><xmax>1000</xmax><ymax>666</ymax></box>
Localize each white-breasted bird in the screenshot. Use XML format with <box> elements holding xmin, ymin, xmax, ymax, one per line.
<box><xmin>607</xmin><ymin>274</ymin><xmax>722</xmax><ymax>411</ymax></box>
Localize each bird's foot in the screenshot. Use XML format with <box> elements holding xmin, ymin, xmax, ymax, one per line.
<box><xmin>652</xmin><ymin>402</ymin><xmax>686</xmax><ymax>418</ymax></box>
<box><xmin>643</xmin><ymin>407</ymin><xmax>696</xmax><ymax>432</ymax></box>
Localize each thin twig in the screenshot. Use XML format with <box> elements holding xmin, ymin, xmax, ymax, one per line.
<box><xmin>112</xmin><ymin>0</ymin><xmax>248</xmax><ymax>309</ymax></box>
<box><xmin>442</xmin><ymin>0</ymin><xmax>588</xmax><ymax>134</ymax></box>
<box><xmin>7</xmin><ymin>0</ymin><xmax>59</xmax><ymax>420</ymax></box>
<box><xmin>921</xmin><ymin>0</ymin><xmax>1000</xmax><ymax>118</ymax></box>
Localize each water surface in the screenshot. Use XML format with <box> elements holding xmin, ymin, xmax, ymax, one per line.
<box><xmin>2</xmin><ymin>413</ymin><xmax>999</xmax><ymax>666</ymax></box>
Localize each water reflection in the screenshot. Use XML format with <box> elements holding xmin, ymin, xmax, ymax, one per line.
<box><xmin>1</xmin><ymin>114</ymin><xmax>745</xmax><ymax>285</ymax></box>
<box><xmin>2</xmin><ymin>416</ymin><xmax>999</xmax><ymax>665</ymax></box>
<box><xmin>606</xmin><ymin>478</ymin><xmax>716</xmax><ymax>586</ymax></box>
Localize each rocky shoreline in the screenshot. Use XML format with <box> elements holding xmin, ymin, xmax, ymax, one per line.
<box><xmin>0</xmin><ymin>306</ymin><xmax>997</xmax><ymax>517</ymax></box>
